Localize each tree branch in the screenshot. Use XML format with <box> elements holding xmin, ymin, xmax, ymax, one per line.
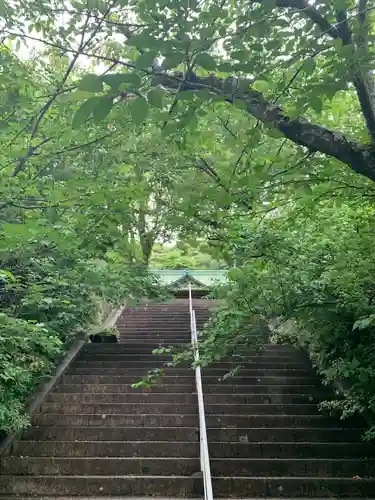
<box><xmin>155</xmin><ymin>72</ymin><xmax>375</xmax><ymax>182</ymax></box>
<box><xmin>254</xmin><ymin>0</ymin><xmax>375</xmax><ymax>146</ymax></box>
<box><xmin>252</xmin><ymin>0</ymin><xmax>340</xmax><ymax>38</ymax></box>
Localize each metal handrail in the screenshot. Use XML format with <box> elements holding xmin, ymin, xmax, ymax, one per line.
<box><xmin>188</xmin><ymin>284</ymin><xmax>213</xmax><ymax>500</ymax></box>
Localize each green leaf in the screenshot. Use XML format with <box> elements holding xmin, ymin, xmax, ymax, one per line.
<box><xmin>0</xmin><ymin>0</ymin><xmax>6</xmax><ymax>17</ymax></box>
<box><xmin>262</xmin><ymin>0</ymin><xmax>276</xmax><ymax>12</ymax></box>
<box><xmin>233</xmin><ymin>99</ymin><xmax>247</xmax><ymax>111</ymax></box>
<box><xmin>78</xmin><ymin>74</ymin><xmax>103</xmax><ymax>93</ymax></box>
<box><xmin>148</xmin><ymin>88</ymin><xmax>164</xmax><ymax>108</ymax></box>
<box><xmin>310</xmin><ymin>96</ymin><xmax>323</xmax><ymax>114</ymax></box>
<box><xmin>162</xmin><ymin>52</ymin><xmax>185</xmax><ymax>69</ymax></box>
<box><xmin>232</xmin><ymin>50</ymin><xmax>248</xmax><ymax>62</ymax></box>
<box><xmin>333</xmin><ymin>0</ymin><xmax>349</xmax><ymax>10</ymax></box>
<box><xmin>129</xmin><ymin>96</ymin><xmax>149</xmax><ymax>125</ymax></box>
<box><xmin>134</xmin><ymin>51</ymin><xmax>157</xmax><ymax>69</ymax></box>
<box><xmin>72</xmin><ymin>97</ymin><xmax>97</xmax><ymax>128</ymax></box>
<box><xmin>252</xmin><ymin>80</ymin><xmax>269</xmax><ymax>93</ymax></box>
<box><xmin>195</xmin><ymin>53</ymin><xmax>217</xmax><ymax>71</ymax></box>
<box><xmin>196</xmin><ymin>89</ymin><xmax>212</xmax><ymax>101</ymax></box>
<box><xmin>176</xmin><ymin>90</ymin><xmax>196</xmax><ymax>101</ymax></box>
<box><xmin>334</xmin><ymin>38</ymin><xmax>343</xmax><ymax>53</ymax></box>
<box><xmin>219</xmin><ymin>26</ymin><xmax>227</xmax><ymax>37</ymax></box>
<box><xmin>265</xmin><ymin>127</ymin><xmax>284</xmax><ymax>139</ymax></box>
<box><xmin>101</xmin><ymin>73</ymin><xmax>141</xmax><ymax>90</ymax></box>
<box><xmin>127</xmin><ymin>34</ymin><xmax>163</xmax><ymax>50</ymax></box>
<box><xmin>218</xmin><ymin>62</ymin><xmax>233</xmax><ymax>72</ymax></box>
<box><xmin>92</xmin><ymin>96</ymin><xmax>113</xmax><ymax>122</ymax></box>
<box><xmin>60</xmin><ymin>90</ymin><xmax>94</xmax><ymax>103</ymax></box>
<box><xmin>301</xmin><ymin>58</ymin><xmax>316</xmax><ymax>76</ymax></box>
<box><xmin>233</xmin><ymin>62</ymin><xmax>255</xmax><ymax>73</ymax></box>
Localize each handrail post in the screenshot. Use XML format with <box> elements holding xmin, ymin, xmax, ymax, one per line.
<box><xmin>188</xmin><ymin>284</ymin><xmax>213</xmax><ymax>500</ymax></box>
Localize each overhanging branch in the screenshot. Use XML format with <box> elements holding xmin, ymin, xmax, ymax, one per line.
<box><xmin>251</xmin><ymin>0</ymin><xmax>340</xmax><ymax>38</ymax></box>
<box><xmin>253</xmin><ymin>0</ymin><xmax>375</xmax><ymax>147</ymax></box>
<box><xmin>155</xmin><ymin>72</ymin><xmax>375</xmax><ymax>182</ymax></box>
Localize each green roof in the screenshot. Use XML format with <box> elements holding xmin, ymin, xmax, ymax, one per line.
<box><xmin>151</xmin><ymin>269</ymin><xmax>228</xmax><ymax>289</ymax></box>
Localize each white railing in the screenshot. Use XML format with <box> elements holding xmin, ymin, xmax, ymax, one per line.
<box><xmin>188</xmin><ymin>284</ymin><xmax>213</xmax><ymax>500</ymax></box>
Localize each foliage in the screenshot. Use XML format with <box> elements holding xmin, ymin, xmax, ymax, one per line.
<box><xmin>150</xmin><ymin>242</ymin><xmax>224</xmax><ymax>269</ymax></box>
<box><xmin>201</xmin><ymin>199</ymin><xmax>375</xmax><ymax>436</ymax></box>
<box><xmin>0</xmin><ymin>50</ymin><xmax>167</xmax><ymax>432</ymax></box>
<box><xmin>2</xmin><ymin>0</ymin><xmax>375</xmax><ymax>437</ymax></box>
<box><xmin>0</xmin><ymin>313</ymin><xmax>62</xmax><ymax>432</ymax></box>
<box><xmin>0</xmin><ymin>244</ymin><xmax>160</xmax><ymax>431</ymax></box>
<box><xmin>3</xmin><ymin>0</ymin><xmax>374</xmax><ymax>180</ymax></box>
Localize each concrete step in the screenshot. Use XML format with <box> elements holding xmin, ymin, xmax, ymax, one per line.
<box><xmin>11</xmin><ymin>440</ymin><xmax>375</xmax><ymax>459</ymax></box>
<box><xmin>209</xmin><ymin>441</ymin><xmax>375</xmax><ymax>458</ymax></box>
<box><xmin>77</xmin><ymin>354</ymin><xmax>180</xmax><ymax>361</ymax></box>
<box><xmin>117</xmin><ymin>341</ymin><xmax>190</xmax><ymax>346</ymax></box>
<box><xmin>214</xmin><ymin>476</ymin><xmax>375</xmax><ymax>497</ymax></box>
<box><xmin>83</xmin><ymin>343</ymin><xmax>300</xmax><ymax>352</ymax></box>
<box><xmin>82</xmin><ymin>346</ymin><xmax>303</xmax><ymax>357</ymax></box>
<box><xmin>116</xmin><ymin>336</ymin><xmax>191</xmax><ymax>342</ymax></box>
<box><xmin>0</xmin><ymin>457</ymin><xmax>201</xmax><ymax>475</ymax></box>
<box><xmin>78</xmin><ymin>356</ymin><xmax>310</xmax><ymax>368</ymax></box>
<box><xmin>116</xmin><ymin>324</ymin><xmax>207</xmax><ymax>329</ymax></box>
<box><xmin>61</xmin><ymin>375</ymin><xmax>196</xmax><ymax>385</ymax></box>
<box><xmin>48</xmin><ymin>392</ymin><xmax>321</xmax><ymax>405</ymax></box>
<box><xmin>39</xmin><ymin>403</ymin><xmax>199</xmax><ymax>415</ymax></box>
<box><xmin>1</xmin><ymin>475</ymin><xmax>374</xmax><ymax>497</ymax></box>
<box><xmin>10</xmin><ymin>441</ymin><xmax>199</xmax><ymax>458</ymax></box>
<box><xmin>71</xmin><ymin>363</ymin><xmax>315</xmax><ymax>377</ymax></box>
<box><xmin>32</xmin><ymin>413</ymin><xmax>343</xmax><ymax>428</ymax></box>
<box><xmin>56</xmin><ymin>384</ymin><xmax>196</xmax><ymax>394</ymax></box>
<box><xmin>23</xmin><ymin>426</ymin><xmax>198</xmax><ymax>442</ymax></box>
<box><xmin>67</xmin><ymin>367</ymin><xmax>195</xmax><ymax>374</ymax></box>
<box><xmin>0</xmin><ymin>497</ymin><xmax>203</xmax><ymax>499</ymax></box>
<box><xmin>48</xmin><ymin>393</ymin><xmax>198</xmax><ymax>404</ymax></box>
<box><xmin>116</xmin><ymin>327</ymin><xmax>193</xmax><ymax>332</ymax></box>
<box><xmin>3</xmin><ymin>456</ymin><xmax>374</xmax><ymax>477</ymax></box>
<box><xmin>1</xmin><ymin>498</ymin><xmax>371</xmax><ymax>500</ymax></box>
<box><xmin>209</xmin><ymin>458</ymin><xmax>375</xmax><ymax>476</ymax></box>
<box><xmin>67</xmin><ymin>369</ymin><xmax>317</xmax><ymax>380</ymax></box>
<box><xmin>67</xmin><ymin>368</ymin><xmax>320</xmax><ymax>378</ymax></box>
<box><xmin>55</xmin><ymin>383</ymin><xmax>327</xmax><ymax>396</ymax></box>
<box><xmin>39</xmin><ymin>402</ymin><xmax>321</xmax><ymax>416</ymax></box>
<box><xmin>116</xmin><ymin>328</ymin><xmax>207</xmax><ymax>332</ymax></box>
<box><xmin>84</xmin><ymin>343</ymin><xmax>190</xmax><ymax>351</ymax></box>
<box><xmin>62</xmin><ymin>374</ymin><xmax>319</xmax><ymax>385</ymax></box>
<box><xmin>32</xmin><ymin>414</ymin><xmax>198</xmax><ymax>427</ymax></box>
<box><xmin>205</xmin><ymin>394</ymin><xmax>321</xmax><ymax>405</ymax></box>
<box><xmin>0</xmin><ymin>475</ymin><xmax>204</xmax><ymax>497</ymax></box>
<box><xmin>79</xmin><ymin>353</ymin><xmax>309</xmax><ymax>364</ymax></box>
<box><xmin>207</xmin><ymin>427</ymin><xmax>363</xmax><ymax>442</ymax></box>
<box><xmin>23</xmin><ymin>425</ymin><xmax>362</xmax><ymax>444</ymax></box>
<box><xmin>206</xmin><ymin>414</ymin><xmax>346</xmax><ymax>428</ymax></box>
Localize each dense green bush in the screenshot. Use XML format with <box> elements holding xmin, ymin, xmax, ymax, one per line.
<box><xmin>0</xmin><ymin>314</ymin><xmax>62</xmax><ymax>432</ymax></box>
<box><xmin>0</xmin><ymin>223</ymin><xmax>164</xmax><ymax>432</ymax></box>
<box><xmin>203</xmin><ymin>201</ymin><xmax>375</xmax><ymax>438</ymax></box>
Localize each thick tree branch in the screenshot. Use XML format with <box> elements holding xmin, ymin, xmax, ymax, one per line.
<box><xmin>155</xmin><ymin>72</ymin><xmax>375</xmax><ymax>182</ymax></box>
<box><xmin>254</xmin><ymin>0</ymin><xmax>375</xmax><ymax>147</ymax></box>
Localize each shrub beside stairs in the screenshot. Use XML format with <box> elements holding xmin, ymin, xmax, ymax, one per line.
<box><xmin>0</xmin><ymin>299</ymin><xmax>375</xmax><ymax>498</ymax></box>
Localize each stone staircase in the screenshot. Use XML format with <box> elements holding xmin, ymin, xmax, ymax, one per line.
<box><xmin>1</xmin><ymin>299</ymin><xmax>375</xmax><ymax>498</ymax></box>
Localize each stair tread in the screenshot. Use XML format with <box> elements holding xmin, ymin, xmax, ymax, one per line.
<box><xmin>6</xmin><ymin>456</ymin><xmax>374</xmax><ymax>462</ymax></box>
<box><xmin>2</xmin><ymin>474</ymin><xmax>375</xmax><ymax>479</ymax></box>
